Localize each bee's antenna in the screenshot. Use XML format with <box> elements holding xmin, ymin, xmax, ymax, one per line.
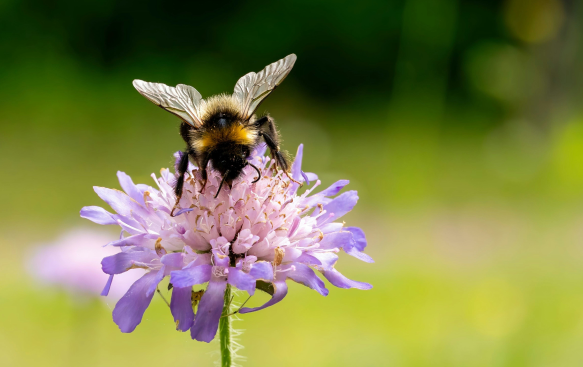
<box><xmin>247</xmin><ymin>163</ymin><xmax>262</xmax><ymax>183</ymax></box>
<box><xmin>215</xmin><ymin>170</ymin><xmax>229</xmax><ymax>199</ymax></box>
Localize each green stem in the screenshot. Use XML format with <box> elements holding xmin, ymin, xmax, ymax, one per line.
<box><xmin>219</xmin><ymin>284</ymin><xmax>232</xmax><ymax>367</ymax></box>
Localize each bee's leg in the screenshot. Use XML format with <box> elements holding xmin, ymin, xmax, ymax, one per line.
<box><xmin>257</xmin><ymin>116</ymin><xmax>301</xmax><ymax>185</ymax></box>
<box><xmin>198</xmin><ymin>154</ymin><xmax>211</xmax><ymax>194</ymax></box>
<box><xmin>200</xmin><ymin>169</ymin><xmax>208</xmax><ymax>193</ymax></box>
<box><xmin>171</xmin><ymin>150</ymin><xmax>191</xmax><ymax>217</ymax></box>
<box><xmin>260</xmin><ymin>131</ymin><xmax>287</xmax><ymax>171</ymax></box>
<box><xmin>246</xmin><ymin>162</ymin><xmax>262</xmax><ymax>183</ymax></box>
<box><xmin>215</xmin><ymin>170</ymin><xmax>229</xmax><ymax>199</ymax></box>
<box><xmin>255</xmin><ymin>115</ymin><xmax>286</xmax><ymax>169</ymax></box>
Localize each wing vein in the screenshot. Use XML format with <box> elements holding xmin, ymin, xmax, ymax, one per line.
<box><xmin>233</xmin><ymin>54</ymin><xmax>297</xmax><ymax>120</ymax></box>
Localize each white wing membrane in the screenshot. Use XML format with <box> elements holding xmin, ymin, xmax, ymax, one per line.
<box><xmin>233</xmin><ymin>54</ymin><xmax>297</xmax><ymax>120</ymax></box>
<box><xmin>132</xmin><ymin>80</ymin><xmax>205</xmax><ymax>128</ymax></box>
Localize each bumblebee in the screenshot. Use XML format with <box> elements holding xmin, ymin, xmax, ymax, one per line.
<box><xmin>132</xmin><ymin>54</ymin><xmax>299</xmax><ymax>214</ymax></box>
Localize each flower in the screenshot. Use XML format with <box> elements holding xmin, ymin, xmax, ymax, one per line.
<box><xmin>26</xmin><ymin>228</ymin><xmax>143</xmax><ymax>302</ymax></box>
<box><xmin>80</xmin><ymin>144</ymin><xmax>373</xmax><ymax>342</ymax></box>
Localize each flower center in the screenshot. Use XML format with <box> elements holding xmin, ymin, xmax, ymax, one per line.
<box><xmin>212</xmin><ymin>266</ymin><xmax>228</xmax><ymax>277</ymax></box>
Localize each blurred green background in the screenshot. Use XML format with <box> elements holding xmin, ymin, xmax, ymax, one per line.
<box><xmin>2</xmin><ymin>0</ymin><xmax>583</xmax><ymax>366</ymax></box>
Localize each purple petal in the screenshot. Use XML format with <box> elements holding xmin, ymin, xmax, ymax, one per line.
<box><xmin>101</xmin><ymin>274</ymin><xmax>114</xmax><ymax>296</ymax></box>
<box><xmin>191</xmin><ymin>278</ymin><xmax>227</xmax><ymax>342</ymax></box>
<box><xmin>316</xmin><ymin>190</ymin><xmax>358</xmax><ymax>225</ymax></box>
<box><xmin>161</xmin><ymin>252</ymin><xmax>185</xmax><ymax>271</ymax></box>
<box><xmin>239</xmin><ymin>280</ymin><xmax>288</xmax><ymax>314</ymax></box>
<box><xmin>250</xmin><ymin>143</ymin><xmax>267</xmax><ymax>158</ymax></box>
<box><xmin>249</xmin><ymin>261</ymin><xmax>274</xmax><ymax>281</ymax></box>
<box><xmin>112</xmin><ymin>271</ymin><xmax>160</xmax><ymax>332</ymax></box>
<box><xmin>171</xmin><ymin>286</ymin><xmax>195</xmax><ymax>332</ymax></box>
<box><xmin>305</xmin><ymin>172</ymin><xmax>318</xmax><ymax>182</ymax></box>
<box><xmin>117</xmin><ymin>171</ymin><xmax>145</xmax><ymax>206</ymax></box>
<box><xmin>344</xmin><ymin>247</ymin><xmax>374</xmax><ymax>263</ymax></box>
<box><xmin>101</xmin><ymin>249</ymin><xmax>158</xmax><ymax>275</ymax></box>
<box><xmin>319</xmin><ymin>222</ymin><xmax>344</xmax><ymax>234</ymax></box>
<box><xmin>80</xmin><ymin>206</ymin><xmax>117</xmax><ymax>225</ymax></box>
<box><xmin>318</xmin><ymin>232</ymin><xmax>354</xmax><ymax>250</ymax></box>
<box><xmin>94</xmin><ymin>186</ymin><xmax>148</xmax><ymax>218</ymax></box>
<box><xmin>228</xmin><ymin>268</ymin><xmax>256</xmax><ymax>295</ymax></box>
<box><xmin>136</xmin><ymin>183</ymin><xmax>157</xmax><ymax>194</ymax></box>
<box><xmin>295</xmin><ymin>253</ymin><xmax>322</xmax><ymax>266</ymax></box>
<box><xmin>146</xmin><ymin>267</ymin><xmax>166</xmax><ymax>297</ymax></box>
<box><xmin>170</xmin><ymin>264</ymin><xmax>212</xmax><ymax>288</ymax></box>
<box><xmin>321</xmin><ymin>180</ymin><xmax>350</xmax><ymax>197</ymax></box>
<box><xmin>290</xmin><ymin>144</ymin><xmax>304</xmax><ymax>193</ymax></box>
<box><xmin>301</xmin><ymin>171</ymin><xmax>310</xmax><ymax>185</ymax></box>
<box><xmin>302</xmin><ymin>180</ymin><xmax>350</xmax><ymax>208</ymax></box>
<box><xmin>161</xmin><ymin>168</ymin><xmax>176</xmax><ymax>187</ymax></box>
<box><xmin>183</xmin><ymin>230</ymin><xmax>212</xmax><ymax>252</ymax></box>
<box><xmin>311</xmin><ymin>252</ymin><xmax>338</xmax><ymax>270</ymax></box>
<box><xmin>108</xmin><ymin>233</ymin><xmax>157</xmax><ymax>247</ymax></box>
<box><xmin>342</xmin><ymin>227</ymin><xmax>374</xmax><ymax>263</ymax></box>
<box><xmin>288</xmin><ymin>216</ymin><xmax>301</xmax><ymax>237</ymax></box>
<box><xmin>114</xmin><ymin>216</ymin><xmax>144</xmax><ymax>235</ymax></box>
<box><xmin>322</xmin><ymin>269</ymin><xmax>372</xmax><ymax>290</ymax></box>
<box><xmin>213</xmin><ymin>250</ymin><xmax>230</xmax><ymax>267</ymax></box>
<box><xmin>344</xmin><ymin>227</ymin><xmax>367</xmax><ymax>252</ymax></box>
<box><xmin>287</xmin><ymin>264</ymin><xmax>328</xmax><ymax>296</ymax></box>
<box><xmin>190</xmin><ymin>253</ymin><xmax>213</xmax><ymax>267</ymax></box>
<box><xmin>302</xmin><ymin>196</ymin><xmax>332</xmax><ymax>209</ymax></box>
<box><xmin>291</xmin><ymin>144</ymin><xmax>304</xmax><ymax>178</ymax></box>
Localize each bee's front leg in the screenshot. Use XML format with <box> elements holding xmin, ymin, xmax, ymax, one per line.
<box><xmin>198</xmin><ymin>154</ymin><xmax>211</xmax><ymax>194</ymax></box>
<box><xmin>171</xmin><ymin>150</ymin><xmax>191</xmax><ymax>216</ymax></box>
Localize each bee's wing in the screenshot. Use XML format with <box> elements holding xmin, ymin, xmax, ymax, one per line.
<box><xmin>233</xmin><ymin>54</ymin><xmax>297</xmax><ymax>120</ymax></box>
<box><xmin>132</xmin><ymin>80</ymin><xmax>205</xmax><ymax>128</ymax></box>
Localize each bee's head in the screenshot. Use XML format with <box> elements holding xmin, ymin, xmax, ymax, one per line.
<box><xmin>210</xmin><ymin>144</ymin><xmax>251</xmax><ymax>185</ymax></box>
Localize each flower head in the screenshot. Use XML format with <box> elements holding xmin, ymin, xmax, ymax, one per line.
<box><xmin>26</xmin><ymin>228</ymin><xmax>143</xmax><ymax>302</ymax></box>
<box><xmin>81</xmin><ymin>144</ymin><xmax>372</xmax><ymax>342</ymax></box>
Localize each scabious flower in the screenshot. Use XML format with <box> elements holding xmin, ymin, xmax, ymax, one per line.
<box><xmin>80</xmin><ymin>144</ymin><xmax>372</xmax><ymax>342</ymax></box>
<box><xmin>26</xmin><ymin>228</ymin><xmax>143</xmax><ymax>302</ymax></box>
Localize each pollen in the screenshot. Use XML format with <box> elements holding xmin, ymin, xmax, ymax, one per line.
<box><xmin>274</xmin><ymin>247</ymin><xmax>285</xmax><ymax>266</ymax></box>
<box><xmin>195</xmin><ymin>124</ymin><xmax>257</xmax><ymax>152</ymax></box>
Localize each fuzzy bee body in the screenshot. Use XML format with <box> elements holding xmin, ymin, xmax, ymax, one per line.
<box><xmin>133</xmin><ymin>54</ymin><xmax>297</xmax><ymax>212</ymax></box>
